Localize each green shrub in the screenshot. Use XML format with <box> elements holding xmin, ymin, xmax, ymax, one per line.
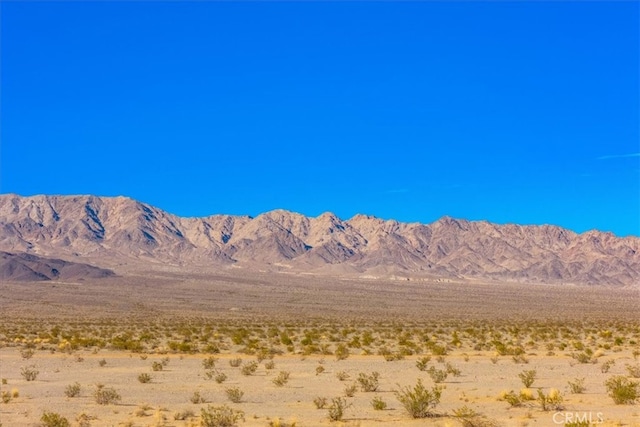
<box><xmin>327</xmin><ymin>397</ymin><xmax>351</xmax><ymax>422</ymax></box>
<box><xmin>200</xmin><ymin>405</ymin><xmax>244</xmax><ymax>427</ymax></box>
<box><xmin>394</xmin><ymin>379</ymin><xmax>442</xmax><ymax>418</ymax></box>
<box><xmin>93</xmin><ymin>385</ymin><xmax>121</xmax><ymax>405</ymax></box>
<box><xmin>240</xmin><ymin>361</ymin><xmax>258</xmax><ymax>376</ymax></box>
<box><xmin>605</xmin><ymin>375</ymin><xmax>639</xmax><ymax>404</ymax></box>
<box><xmin>313</xmin><ymin>396</ymin><xmax>327</xmax><ymax>409</ymax></box>
<box><xmin>416</xmin><ymin>356</ymin><xmax>431</xmax><ymax>371</ymax></box>
<box><xmin>272</xmin><ymin>371</ymin><xmax>290</xmax><ymax>387</ymax></box>
<box><xmin>225</xmin><ymin>387</ymin><xmax>244</xmax><ymax>403</ymax></box>
<box><xmin>20</xmin><ymin>365</ymin><xmax>39</xmax><ymax>381</ymax></box>
<box><xmin>64</xmin><ymin>382</ymin><xmax>81</xmax><ymax>398</ymax></box>
<box><xmin>202</xmin><ymin>356</ymin><xmax>218</xmax><ymax>370</ymax></box>
<box><xmin>426</xmin><ymin>366</ymin><xmax>448</xmax><ymax>383</ymax></box>
<box><xmin>40</xmin><ymin>411</ymin><xmax>70</xmax><ymax>427</ymax></box>
<box><xmin>137</xmin><ymin>373</ymin><xmax>152</xmax><ymax>384</ymax></box>
<box><xmin>518</xmin><ymin>370</ymin><xmax>537</xmax><ymax>388</ymax></box>
<box><xmin>567</xmin><ymin>377</ymin><xmax>586</xmax><ymax>394</ymax></box>
<box><xmin>357</xmin><ymin>372</ymin><xmax>380</xmax><ymax>392</ymax></box>
<box><xmin>537</xmin><ymin>388</ymin><xmax>564</xmax><ymax>411</ymax></box>
<box><xmin>371</xmin><ymin>396</ymin><xmax>387</xmax><ymax>410</ymax></box>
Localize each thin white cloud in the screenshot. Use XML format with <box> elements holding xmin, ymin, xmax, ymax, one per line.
<box><xmin>597</xmin><ymin>152</ymin><xmax>640</xmax><ymax>160</ymax></box>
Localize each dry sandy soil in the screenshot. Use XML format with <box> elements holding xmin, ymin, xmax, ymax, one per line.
<box><xmin>1</xmin><ymin>266</ymin><xmax>639</xmax><ymax>426</ymax></box>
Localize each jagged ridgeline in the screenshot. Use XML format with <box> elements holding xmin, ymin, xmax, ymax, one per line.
<box><xmin>0</xmin><ymin>194</ymin><xmax>638</xmax><ymax>286</ymax></box>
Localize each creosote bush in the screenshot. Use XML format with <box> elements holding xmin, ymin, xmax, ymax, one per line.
<box><xmin>605</xmin><ymin>375</ymin><xmax>639</xmax><ymax>404</ymax></box>
<box><xmin>518</xmin><ymin>369</ymin><xmax>537</xmax><ymax>388</ymax></box>
<box><xmin>64</xmin><ymin>382</ymin><xmax>81</xmax><ymax>398</ymax></box>
<box><xmin>93</xmin><ymin>385</ymin><xmax>121</xmax><ymax>405</ymax></box>
<box><xmin>357</xmin><ymin>371</ymin><xmax>380</xmax><ymax>392</ymax></box>
<box><xmin>272</xmin><ymin>371</ymin><xmax>290</xmax><ymax>387</ymax></box>
<box><xmin>225</xmin><ymin>386</ymin><xmax>244</xmax><ymax>403</ymax></box>
<box><xmin>394</xmin><ymin>379</ymin><xmax>442</xmax><ymax>418</ymax></box>
<box><xmin>313</xmin><ymin>396</ymin><xmax>328</xmax><ymax>409</ymax></box>
<box><xmin>327</xmin><ymin>397</ymin><xmax>351</xmax><ymax>422</ymax></box>
<box><xmin>40</xmin><ymin>411</ymin><xmax>70</xmax><ymax>427</ymax></box>
<box><xmin>137</xmin><ymin>373</ymin><xmax>152</xmax><ymax>384</ymax></box>
<box><xmin>567</xmin><ymin>377</ymin><xmax>586</xmax><ymax>394</ymax></box>
<box><xmin>21</xmin><ymin>365</ymin><xmax>39</xmax><ymax>381</ymax></box>
<box><xmin>190</xmin><ymin>391</ymin><xmax>206</xmax><ymax>404</ymax></box>
<box><xmin>240</xmin><ymin>361</ymin><xmax>258</xmax><ymax>376</ymax></box>
<box><xmin>371</xmin><ymin>396</ymin><xmax>387</xmax><ymax>410</ymax></box>
<box><xmin>200</xmin><ymin>404</ymin><xmax>244</xmax><ymax>427</ymax></box>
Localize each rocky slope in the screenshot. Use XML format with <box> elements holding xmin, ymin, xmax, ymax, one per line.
<box><xmin>0</xmin><ymin>194</ymin><xmax>638</xmax><ymax>286</ymax></box>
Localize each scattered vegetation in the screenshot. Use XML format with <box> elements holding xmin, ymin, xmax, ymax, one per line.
<box><xmin>394</xmin><ymin>379</ymin><xmax>442</xmax><ymax>418</ymax></box>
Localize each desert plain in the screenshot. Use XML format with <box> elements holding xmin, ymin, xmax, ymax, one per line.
<box><xmin>1</xmin><ymin>263</ymin><xmax>639</xmax><ymax>427</ymax></box>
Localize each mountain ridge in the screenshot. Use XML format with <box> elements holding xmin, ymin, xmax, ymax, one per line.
<box><xmin>0</xmin><ymin>194</ymin><xmax>638</xmax><ymax>286</ymax></box>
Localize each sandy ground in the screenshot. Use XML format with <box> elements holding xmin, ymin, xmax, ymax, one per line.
<box><xmin>1</xmin><ymin>267</ymin><xmax>639</xmax><ymax>426</ymax></box>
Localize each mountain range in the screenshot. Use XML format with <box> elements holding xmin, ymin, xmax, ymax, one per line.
<box><xmin>0</xmin><ymin>194</ymin><xmax>638</xmax><ymax>286</ymax></box>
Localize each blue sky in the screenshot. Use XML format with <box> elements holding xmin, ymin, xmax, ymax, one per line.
<box><xmin>1</xmin><ymin>1</ymin><xmax>638</xmax><ymax>236</ymax></box>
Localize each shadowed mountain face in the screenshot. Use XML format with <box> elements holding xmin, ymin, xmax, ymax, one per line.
<box><xmin>0</xmin><ymin>251</ymin><xmax>115</xmax><ymax>282</ymax></box>
<box><xmin>0</xmin><ymin>194</ymin><xmax>638</xmax><ymax>286</ymax></box>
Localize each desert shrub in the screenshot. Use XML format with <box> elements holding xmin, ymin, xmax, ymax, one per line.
<box><xmin>40</xmin><ymin>411</ymin><xmax>70</xmax><ymax>427</ymax></box>
<box><xmin>501</xmin><ymin>391</ymin><xmax>522</xmax><ymax>407</ymax></box>
<box><xmin>202</xmin><ymin>356</ymin><xmax>217</xmax><ymax>370</ymax></box>
<box><xmin>264</xmin><ymin>360</ymin><xmax>276</xmax><ymax>370</ymax></box>
<box><xmin>537</xmin><ymin>388</ymin><xmax>564</xmax><ymax>411</ymax></box>
<box><xmin>313</xmin><ymin>396</ymin><xmax>328</xmax><ymax>409</ymax></box>
<box><xmin>445</xmin><ymin>362</ymin><xmax>462</xmax><ymax>377</ymax></box>
<box><xmin>190</xmin><ymin>391</ymin><xmax>206</xmax><ymax>404</ymax></box>
<box><xmin>327</xmin><ymin>397</ymin><xmax>351</xmax><ymax>422</ymax></box>
<box><xmin>519</xmin><ymin>388</ymin><xmax>535</xmax><ymax>401</ymax></box>
<box><xmin>173</xmin><ymin>408</ymin><xmax>195</xmax><ymax>420</ymax></box>
<box><xmin>452</xmin><ymin>406</ymin><xmax>498</xmax><ymax>427</ymax></box>
<box><xmin>394</xmin><ymin>379</ymin><xmax>442</xmax><ymax>418</ymax></box>
<box><xmin>93</xmin><ymin>385</ymin><xmax>121</xmax><ymax>405</ymax></box>
<box><xmin>75</xmin><ymin>413</ymin><xmax>94</xmax><ymax>427</ymax></box>
<box><xmin>272</xmin><ymin>371</ymin><xmax>290</xmax><ymax>387</ymax></box>
<box><xmin>21</xmin><ymin>365</ymin><xmax>39</xmax><ymax>381</ymax></box>
<box><xmin>240</xmin><ymin>361</ymin><xmax>258</xmax><ymax>376</ymax></box>
<box><xmin>138</xmin><ymin>373</ymin><xmax>152</xmax><ymax>384</ymax></box>
<box><xmin>605</xmin><ymin>375</ymin><xmax>639</xmax><ymax>404</ymax></box>
<box><xmin>371</xmin><ymin>396</ymin><xmax>387</xmax><ymax>410</ymax></box>
<box><xmin>567</xmin><ymin>377</ymin><xmax>586</xmax><ymax>394</ymax></box>
<box><xmin>214</xmin><ymin>371</ymin><xmax>228</xmax><ymax>384</ymax></box>
<box><xmin>151</xmin><ymin>361</ymin><xmax>163</xmax><ymax>371</ymax></box>
<box><xmin>225</xmin><ymin>387</ymin><xmax>244</xmax><ymax>403</ymax></box>
<box><xmin>64</xmin><ymin>382</ymin><xmax>81</xmax><ymax>398</ymax></box>
<box><xmin>229</xmin><ymin>357</ymin><xmax>242</xmax><ymax>367</ymax></box>
<box><xmin>416</xmin><ymin>356</ymin><xmax>431</xmax><ymax>371</ymax></box>
<box><xmin>571</xmin><ymin>352</ymin><xmax>595</xmax><ymax>364</ymax></box>
<box><xmin>344</xmin><ymin>383</ymin><xmax>357</xmax><ymax>397</ymax></box>
<box><xmin>511</xmin><ymin>354</ymin><xmax>528</xmax><ymax>364</ymax></box>
<box><xmin>335</xmin><ymin>371</ymin><xmax>350</xmax><ymax>381</ymax></box>
<box><xmin>601</xmin><ymin>360</ymin><xmax>615</xmax><ymax>373</ymax></box>
<box><xmin>200</xmin><ymin>404</ymin><xmax>244</xmax><ymax>427</ymax></box>
<box><xmin>20</xmin><ymin>348</ymin><xmax>34</xmax><ymax>359</ymax></box>
<box><xmin>518</xmin><ymin>370</ymin><xmax>537</xmax><ymax>388</ymax></box>
<box><xmin>626</xmin><ymin>364</ymin><xmax>640</xmax><ymax>378</ymax></box>
<box><xmin>426</xmin><ymin>366</ymin><xmax>448</xmax><ymax>383</ymax></box>
<box><xmin>357</xmin><ymin>372</ymin><xmax>380</xmax><ymax>392</ymax></box>
<box><xmin>1</xmin><ymin>391</ymin><xmax>11</xmax><ymax>404</ymax></box>
<box><xmin>334</xmin><ymin>344</ymin><xmax>350</xmax><ymax>361</ymax></box>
